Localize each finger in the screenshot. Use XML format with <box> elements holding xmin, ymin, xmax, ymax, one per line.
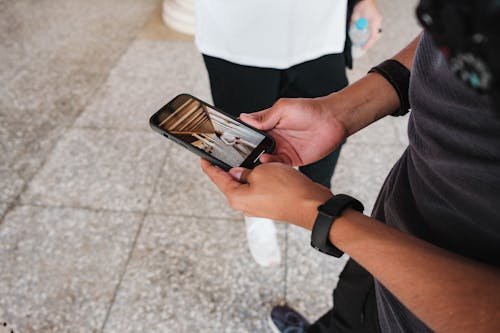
<box><xmin>350</xmin><ymin>11</ymin><xmax>361</xmax><ymax>24</ymax></box>
<box><xmin>260</xmin><ymin>153</ymin><xmax>291</xmax><ymax>165</ymax></box>
<box><xmin>240</xmin><ymin>106</ymin><xmax>284</xmax><ymax>131</ymax></box>
<box><xmin>363</xmin><ymin>33</ymin><xmax>379</xmax><ymax>50</ymax></box>
<box><xmin>362</xmin><ymin>23</ymin><xmax>382</xmax><ymax>50</ymax></box>
<box><xmin>200</xmin><ymin>159</ymin><xmax>245</xmax><ymax>194</ymax></box>
<box><xmin>229</xmin><ymin>167</ymin><xmax>252</xmax><ymax>183</ymax></box>
<box><xmin>239</xmin><ymin>110</ymin><xmax>265</xmax><ymax>128</ymax></box>
<box><xmin>364</xmin><ymin>17</ymin><xmax>383</xmax><ymax>50</ymax></box>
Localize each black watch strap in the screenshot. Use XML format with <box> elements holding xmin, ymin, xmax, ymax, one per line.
<box><xmin>368</xmin><ymin>59</ymin><xmax>411</xmax><ymax>117</ymax></box>
<box><xmin>311</xmin><ymin>194</ymin><xmax>364</xmax><ymax>257</ymax></box>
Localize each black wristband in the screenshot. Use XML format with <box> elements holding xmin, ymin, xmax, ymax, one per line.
<box><xmin>368</xmin><ymin>59</ymin><xmax>411</xmax><ymax>116</ymax></box>
<box><xmin>311</xmin><ymin>194</ymin><xmax>364</xmax><ymax>257</ymax></box>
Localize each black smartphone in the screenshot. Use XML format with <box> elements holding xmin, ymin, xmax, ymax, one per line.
<box><xmin>149</xmin><ymin>94</ymin><xmax>275</xmax><ymax>171</ymax></box>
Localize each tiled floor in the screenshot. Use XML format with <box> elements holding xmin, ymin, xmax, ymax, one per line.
<box><xmin>0</xmin><ymin>0</ymin><xmax>421</xmax><ymax>332</ymax></box>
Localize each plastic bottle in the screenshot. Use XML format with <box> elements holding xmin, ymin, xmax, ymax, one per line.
<box><xmin>245</xmin><ymin>217</ymin><xmax>281</xmax><ymax>267</ymax></box>
<box><xmin>349</xmin><ymin>17</ymin><xmax>370</xmax><ymax>59</ymax></box>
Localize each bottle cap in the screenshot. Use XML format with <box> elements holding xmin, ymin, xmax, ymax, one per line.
<box><xmin>355</xmin><ymin>17</ymin><xmax>368</xmax><ymax>30</ymax></box>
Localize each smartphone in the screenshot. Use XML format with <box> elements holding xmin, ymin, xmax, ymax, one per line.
<box><xmin>149</xmin><ymin>94</ymin><xmax>275</xmax><ymax>171</ymax></box>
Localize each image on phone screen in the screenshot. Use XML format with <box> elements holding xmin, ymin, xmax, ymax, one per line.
<box><xmin>152</xmin><ymin>94</ymin><xmax>273</xmax><ymax>168</ymax></box>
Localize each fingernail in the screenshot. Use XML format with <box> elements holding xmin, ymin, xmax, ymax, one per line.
<box><xmin>229</xmin><ymin>168</ymin><xmax>244</xmax><ymax>181</ymax></box>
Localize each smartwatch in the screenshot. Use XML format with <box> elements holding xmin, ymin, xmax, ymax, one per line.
<box><xmin>311</xmin><ymin>194</ymin><xmax>364</xmax><ymax>257</ymax></box>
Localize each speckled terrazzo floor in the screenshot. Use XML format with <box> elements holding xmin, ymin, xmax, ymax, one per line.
<box><xmin>0</xmin><ymin>0</ymin><xmax>421</xmax><ymax>332</ymax></box>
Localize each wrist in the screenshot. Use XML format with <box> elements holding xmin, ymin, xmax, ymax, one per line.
<box><xmin>310</xmin><ymin>195</ymin><xmax>364</xmax><ymax>257</ymax></box>
<box><xmin>320</xmin><ymin>74</ymin><xmax>400</xmax><ymax>136</ymax></box>
<box><xmin>316</xmin><ymin>93</ymin><xmax>350</xmax><ymax>134</ymax></box>
<box><xmin>328</xmin><ymin>208</ymin><xmax>364</xmax><ymax>252</ymax></box>
<box><xmin>300</xmin><ymin>194</ymin><xmax>333</xmax><ymax>231</ymax></box>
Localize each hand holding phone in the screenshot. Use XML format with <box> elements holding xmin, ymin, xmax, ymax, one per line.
<box><xmin>150</xmin><ymin>94</ymin><xmax>275</xmax><ymax>171</ymax></box>
<box><xmin>239</xmin><ymin>97</ymin><xmax>347</xmax><ymax>167</ymax></box>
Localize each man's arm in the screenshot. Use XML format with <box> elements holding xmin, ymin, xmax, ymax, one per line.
<box><xmin>328</xmin><ymin>210</ymin><xmax>500</xmax><ymax>333</ymax></box>
<box><xmin>240</xmin><ymin>34</ymin><xmax>421</xmax><ymax>166</ymax></box>
<box><xmin>201</xmin><ymin>161</ymin><xmax>500</xmax><ymax>333</ymax></box>
<box><xmin>318</xmin><ymin>33</ymin><xmax>421</xmax><ymax>136</ymax></box>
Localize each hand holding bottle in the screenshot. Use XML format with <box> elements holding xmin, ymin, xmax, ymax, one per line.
<box><xmin>350</xmin><ymin>0</ymin><xmax>383</xmax><ymax>52</ymax></box>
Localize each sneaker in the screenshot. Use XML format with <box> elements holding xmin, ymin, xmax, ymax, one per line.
<box><xmin>268</xmin><ymin>305</ymin><xmax>310</xmax><ymax>333</ymax></box>
<box><xmin>245</xmin><ymin>216</ymin><xmax>281</xmax><ymax>267</ymax></box>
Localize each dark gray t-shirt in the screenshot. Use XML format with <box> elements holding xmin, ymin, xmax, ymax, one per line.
<box><xmin>372</xmin><ymin>33</ymin><xmax>500</xmax><ymax>332</ymax></box>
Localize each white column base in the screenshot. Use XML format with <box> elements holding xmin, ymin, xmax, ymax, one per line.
<box><xmin>162</xmin><ymin>0</ymin><xmax>195</xmax><ymax>35</ymax></box>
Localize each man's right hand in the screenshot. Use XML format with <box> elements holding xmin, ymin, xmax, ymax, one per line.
<box><xmin>240</xmin><ymin>34</ymin><xmax>421</xmax><ymax>167</ymax></box>
<box><xmin>240</xmin><ymin>97</ymin><xmax>348</xmax><ymax>166</ymax></box>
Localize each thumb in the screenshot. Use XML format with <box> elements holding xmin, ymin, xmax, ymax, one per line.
<box><xmin>260</xmin><ymin>153</ymin><xmax>292</xmax><ymax>165</ymax></box>
<box><xmin>200</xmin><ymin>159</ymin><xmax>244</xmax><ymax>193</ymax></box>
<box><xmin>240</xmin><ymin>107</ymin><xmax>283</xmax><ymax>131</ymax></box>
<box><xmin>229</xmin><ymin>167</ymin><xmax>252</xmax><ymax>183</ymax></box>
<box><xmin>350</xmin><ymin>10</ymin><xmax>361</xmax><ymax>24</ymax></box>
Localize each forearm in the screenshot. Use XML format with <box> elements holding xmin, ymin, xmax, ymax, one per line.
<box><xmin>325</xmin><ymin>209</ymin><xmax>500</xmax><ymax>333</ymax></box>
<box><xmin>202</xmin><ymin>136</ymin><xmax>499</xmax><ymax>331</ymax></box>
<box><xmin>318</xmin><ymin>33</ymin><xmax>422</xmax><ymax>136</ymax></box>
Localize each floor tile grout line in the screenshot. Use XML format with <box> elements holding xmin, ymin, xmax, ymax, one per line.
<box><xmin>4</xmin><ymin>203</ymin><xmax>145</xmax><ymax>216</ymax></box>
<box><xmin>2</xmin><ymin>202</ymin><xmax>241</xmax><ymax>223</ymax></box>
<box><xmin>99</xmin><ymin>139</ymin><xmax>170</xmax><ymax>332</ymax></box>
<box><xmin>0</xmin><ymin>23</ymin><xmax>149</xmax><ymax>226</ymax></box>
<box><xmin>1</xmin><ymin>0</ymin><xmax>171</xmax><ymax>224</ymax></box>
<box><xmin>0</xmin><ymin>177</ymin><xmax>34</xmax><ymax>225</ymax></box>
<box><xmin>99</xmin><ymin>207</ymin><xmax>148</xmax><ymax>332</ymax></box>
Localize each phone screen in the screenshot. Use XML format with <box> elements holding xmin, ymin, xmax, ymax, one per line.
<box><xmin>154</xmin><ymin>94</ymin><xmax>270</xmax><ymax>167</ymax></box>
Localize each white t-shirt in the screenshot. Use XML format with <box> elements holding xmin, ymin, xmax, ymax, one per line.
<box><xmin>195</xmin><ymin>0</ymin><xmax>348</xmax><ymax>69</ymax></box>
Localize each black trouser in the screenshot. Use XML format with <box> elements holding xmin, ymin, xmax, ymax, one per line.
<box><xmin>202</xmin><ymin>53</ymin><xmax>348</xmax><ymax>188</ymax></box>
<box><xmin>307</xmin><ymin>259</ymin><xmax>380</xmax><ymax>333</ymax></box>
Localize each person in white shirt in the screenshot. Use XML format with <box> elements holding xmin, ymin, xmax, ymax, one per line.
<box><xmin>195</xmin><ymin>0</ymin><xmax>381</xmax><ymax>268</ymax></box>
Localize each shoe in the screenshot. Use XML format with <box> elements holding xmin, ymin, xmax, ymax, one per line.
<box><xmin>245</xmin><ymin>216</ymin><xmax>281</xmax><ymax>267</ymax></box>
<box><xmin>268</xmin><ymin>304</ymin><xmax>310</xmax><ymax>333</ymax></box>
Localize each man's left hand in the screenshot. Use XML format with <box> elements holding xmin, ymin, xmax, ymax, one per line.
<box><xmin>200</xmin><ymin>159</ymin><xmax>333</xmax><ymax>230</ymax></box>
